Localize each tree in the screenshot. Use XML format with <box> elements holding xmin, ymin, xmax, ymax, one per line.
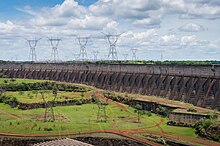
<box><xmin>195</xmin><ymin>119</ymin><xmax>220</xmax><ymax>142</ymax></box>
<box><xmin>156</xmin><ymin>106</ymin><xmax>170</xmax><ymax>117</ymax></box>
<box><xmin>187</xmin><ymin>107</ymin><xmax>197</xmax><ymax>112</ymax></box>
<box><xmin>32</xmin><ymin>90</ymin><xmax>39</xmax><ymax>98</ymax></box>
<box><xmin>80</xmin><ymin>91</ymin><xmax>84</xmax><ymax>99</ymax></box>
<box><xmin>0</xmin><ymin>89</ymin><xmax>3</xmax><ymax>97</ymax></box>
<box><xmin>52</xmin><ymin>85</ymin><xmax>58</xmax><ymax>99</ymax></box>
<box><xmin>91</xmin><ymin>93</ymin><xmax>99</xmax><ymax>103</ymax></box>
<box><xmin>18</xmin><ymin>91</ymin><xmax>24</xmax><ymax>96</ymax></box>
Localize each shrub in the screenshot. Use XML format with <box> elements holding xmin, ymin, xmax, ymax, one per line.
<box><xmin>76</xmin><ymin>100</ymin><xmax>82</xmax><ymax>105</ymax></box>
<box><xmin>195</xmin><ymin>119</ymin><xmax>220</xmax><ymax>142</ymax></box>
<box><xmin>0</xmin><ymin>95</ymin><xmax>18</xmax><ymax>108</ymax></box>
<box><xmin>8</xmin><ymin>96</ymin><xmax>19</xmax><ymax>108</ymax></box>
<box><xmin>208</xmin><ymin>113</ymin><xmax>218</xmax><ymax>119</ymax></box>
<box><xmin>10</xmin><ymin>78</ymin><xmax>16</xmax><ymax>82</ymax></box>
<box><xmin>156</xmin><ymin>106</ymin><xmax>170</xmax><ymax>117</ymax></box>
<box><xmin>65</xmin><ymin>89</ymin><xmax>73</xmax><ymax>92</ymax></box>
<box><xmin>44</xmin><ymin>127</ymin><xmax>53</xmax><ymax>131</ymax></box>
<box><xmin>111</xmin><ymin>96</ymin><xmax>117</xmax><ymax>101</ymax></box>
<box><xmin>91</xmin><ymin>94</ymin><xmax>99</xmax><ymax>103</ymax></box>
<box><xmin>187</xmin><ymin>107</ymin><xmax>197</xmax><ymax>112</ymax></box>
<box><xmin>146</xmin><ymin>111</ymin><xmax>152</xmax><ymax>117</ymax></box>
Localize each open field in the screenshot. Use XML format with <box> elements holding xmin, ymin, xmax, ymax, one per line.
<box><xmin>5</xmin><ymin>91</ymin><xmax>92</xmax><ymax>103</ymax></box>
<box><xmin>0</xmin><ymin>78</ymin><xmax>46</xmax><ymax>84</ymax></box>
<box><xmin>0</xmin><ymin>78</ymin><xmax>219</xmax><ymax>146</ymax></box>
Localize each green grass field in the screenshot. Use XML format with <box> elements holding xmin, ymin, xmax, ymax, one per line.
<box><xmin>0</xmin><ymin>102</ymin><xmax>196</xmax><ymax>138</ymax></box>
<box><xmin>5</xmin><ymin>91</ymin><xmax>92</xmax><ymax>103</ymax></box>
<box><xmin>0</xmin><ymin>78</ymin><xmax>204</xmax><ymax>142</ymax></box>
<box><xmin>0</xmin><ymin>78</ymin><xmax>46</xmax><ymax>84</ymax></box>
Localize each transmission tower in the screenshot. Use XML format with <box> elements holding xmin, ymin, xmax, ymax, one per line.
<box><xmin>40</xmin><ymin>84</ymin><xmax>58</xmax><ymax>122</ymax></box>
<box><xmin>48</xmin><ymin>38</ymin><xmax>61</xmax><ymax>62</ymax></box>
<box><xmin>123</xmin><ymin>54</ymin><xmax>128</xmax><ymax>60</ymax></box>
<box><xmin>102</xmin><ymin>33</ymin><xmax>121</xmax><ymax>60</ymax></box>
<box><xmin>131</xmin><ymin>49</ymin><xmax>138</xmax><ymax>61</ymax></box>
<box><xmin>93</xmin><ymin>50</ymin><xmax>99</xmax><ymax>61</ymax></box>
<box><xmin>74</xmin><ymin>54</ymin><xmax>80</xmax><ymax>61</ymax></box>
<box><xmin>77</xmin><ymin>37</ymin><xmax>89</xmax><ymax>61</ymax></box>
<box><xmin>161</xmin><ymin>53</ymin><xmax>163</xmax><ymax>62</ymax></box>
<box><xmin>27</xmin><ymin>39</ymin><xmax>40</xmax><ymax>62</ymax></box>
<box><xmin>97</xmin><ymin>102</ymin><xmax>108</xmax><ymax>122</ymax></box>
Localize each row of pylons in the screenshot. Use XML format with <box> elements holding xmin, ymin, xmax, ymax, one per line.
<box><xmin>26</xmin><ymin>34</ymin><xmax>138</xmax><ymax>62</ymax></box>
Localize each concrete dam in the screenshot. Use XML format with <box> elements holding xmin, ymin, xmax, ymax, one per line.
<box><xmin>0</xmin><ymin>62</ymin><xmax>220</xmax><ymax>110</ymax></box>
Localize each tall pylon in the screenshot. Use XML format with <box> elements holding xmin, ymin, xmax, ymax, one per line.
<box><xmin>131</xmin><ymin>48</ymin><xmax>138</xmax><ymax>61</ymax></box>
<box><xmin>97</xmin><ymin>102</ymin><xmax>108</xmax><ymax>122</ymax></box>
<box><xmin>48</xmin><ymin>38</ymin><xmax>61</xmax><ymax>62</ymax></box>
<box><xmin>123</xmin><ymin>53</ymin><xmax>128</xmax><ymax>60</ymax></box>
<box><xmin>93</xmin><ymin>50</ymin><xmax>99</xmax><ymax>61</ymax></box>
<box><xmin>74</xmin><ymin>54</ymin><xmax>80</xmax><ymax>61</ymax></box>
<box><xmin>27</xmin><ymin>38</ymin><xmax>40</xmax><ymax>62</ymax></box>
<box><xmin>102</xmin><ymin>33</ymin><xmax>121</xmax><ymax>61</ymax></box>
<box><xmin>40</xmin><ymin>84</ymin><xmax>58</xmax><ymax>122</ymax></box>
<box><xmin>77</xmin><ymin>37</ymin><xmax>89</xmax><ymax>61</ymax></box>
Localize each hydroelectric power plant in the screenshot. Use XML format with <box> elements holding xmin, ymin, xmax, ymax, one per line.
<box><xmin>1</xmin><ymin>62</ymin><xmax>219</xmax><ymax>110</ymax></box>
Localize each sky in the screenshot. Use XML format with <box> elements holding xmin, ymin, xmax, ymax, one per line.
<box><xmin>0</xmin><ymin>0</ymin><xmax>220</xmax><ymax>61</ymax></box>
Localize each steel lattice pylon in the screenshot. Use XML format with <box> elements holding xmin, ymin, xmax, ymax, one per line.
<box><xmin>97</xmin><ymin>102</ymin><xmax>108</xmax><ymax>122</ymax></box>
<box><xmin>27</xmin><ymin>39</ymin><xmax>40</xmax><ymax>62</ymax></box>
<box><xmin>93</xmin><ymin>50</ymin><xmax>99</xmax><ymax>61</ymax></box>
<box><xmin>102</xmin><ymin>33</ymin><xmax>122</xmax><ymax>61</ymax></box>
<box><xmin>48</xmin><ymin>38</ymin><xmax>61</xmax><ymax>63</ymax></box>
<box><xmin>131</xmin><ymin>48</ymin><xmax>138</xmax><ymax>61</ymax></box>
<box><xmin>123</xmin><ymin>53</ymin><xmax>128</xmax><ymax>60</ymax></box>
<box><xmin>40</xmin><ymin>85</ymin><xmax>58</xmax><ymax>122</ymax></box>
<box><xmin>77</xmin><ymin>37</ymin><xmax>89</xmax><ymax>61</ymax></box>
<box><xmin>74</xmin><ymin>54</ymin><xmax>80</xmax><ymax>61</ymax></box>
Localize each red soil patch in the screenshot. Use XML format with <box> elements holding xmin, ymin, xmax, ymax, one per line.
<box><xmin>0</xmin><ymin>129</ymin><xmax>219</xmax><ymax>146</ymax></box>
<box><xmin>9</xmin><ymin>113</ymin><xmax>21</xmax><ymax>119</ymax></box>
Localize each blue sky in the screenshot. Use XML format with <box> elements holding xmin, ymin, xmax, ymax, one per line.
<box><xmin>0</xmin><ymin>0</ymin><xmax>97</xmax><ymax>20</ymax></box>
<box><xmin>0</xmin><ymin>0</ymin><xmax>220</xmax><ymax>61</ymax></box>
<box><xmin>0</xmin><ymin>0</ymin><xmax>62</xmax><ymax>19</ymax></box>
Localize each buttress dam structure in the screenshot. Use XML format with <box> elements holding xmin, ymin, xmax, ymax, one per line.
<box><xmin>0</xmin><ymin>62</ymin><xmax>220</xmax><ymax>110</ymax></box>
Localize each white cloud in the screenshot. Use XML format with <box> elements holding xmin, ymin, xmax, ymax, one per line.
<box><xmin>181</xmin><ymin>35</ymin><xmax>198</xmax><ymax>46</ymax></box>
<box><xmin>0</xmin><ymin>21</ymin><xmax>15</xmax><ymax>33</ymax></box>
<box><xmin>161</xmin><ymin>0</ymin><xmax>220</xmax><ymax>19</ymax></box>
<box><xmin>209</xmin><ymin>39</ymin><xmax>220</xmax><ymax>49</ymax></box>
<box><xmin>179</xmin><ymin>22</ymin><xmax>205</xmax><ymax>32</ymax></box>
<box><xmin>133</xmin><ymin>18</ymin><xmax>161</xmax><ymax>27</ymax></box>
<box><xmin>103</xmin><ymin>21</ymin><xmax>119</xmax><ymax>33</ymax></box>
<box><xmin>69</xmin><ymin>15</ymin><xmax>112</xmax><ymax>30</ymax></box>
<box><xmin>16</xmin><ymin>5</ymin><xmax>37</xmax><ymax>16</ymax></box>
<box><xmin>162</xmin><ymin>34</ymin><xmax>178</xmax><ymax>43</ymax></box>
<box><xmin>50</xmin><ymin>0</ymin><xmax>86</xmax><ymax>18</ymax></box>
<box><xmin>0</xmin><ymin>0</ymin><xmax>220</xmax><ymax>61</ymax></box>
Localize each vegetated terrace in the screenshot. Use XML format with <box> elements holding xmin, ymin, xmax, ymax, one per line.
<box><xmin>0</xmin><ymin>78</ymin><xmax>219</xmax><ymax>146</ymax></box>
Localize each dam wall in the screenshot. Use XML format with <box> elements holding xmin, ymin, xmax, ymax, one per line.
<box><xmin>0</xmin><ymin>62</ymin><xmax>219</xmax><ymax>110</ymax></box>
